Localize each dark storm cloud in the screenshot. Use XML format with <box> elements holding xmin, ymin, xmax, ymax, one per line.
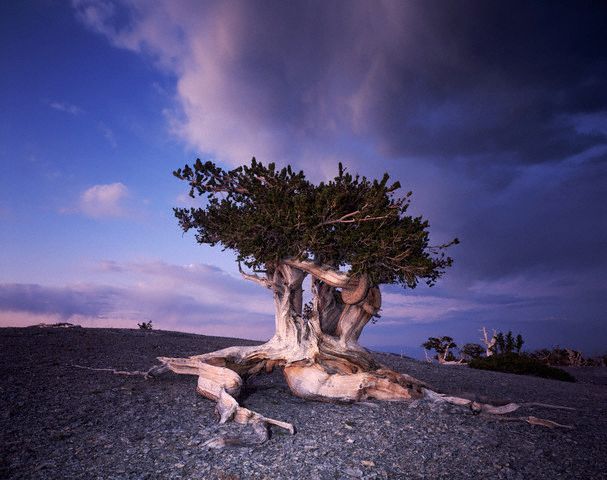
<box><xmin>227</xmin><ymin>0</ymin><xmax>607</xmax><ymax>166</ymax></box>
<box><xmin>74</xmin><ymin>1</ymin><xmax>607</xmax><ymax>166</ymax></box>
<box><xmin>456</xmin><ymin>152</ymin><xmax>607</xmax><ymax>279</ymax></box>
<box><xmin>364</xmin><ymin>1</ymin><xmax>607</xmax><ymax>164</ymax></box>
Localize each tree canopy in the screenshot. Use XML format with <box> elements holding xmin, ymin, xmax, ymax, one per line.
<box><xmin>173</xmin><ymin>158</ymin><xmax>458</xmax><ymax>288</ymax></box>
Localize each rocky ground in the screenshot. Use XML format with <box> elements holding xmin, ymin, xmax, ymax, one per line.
<box><xmin>1</xmin><ymin>327</ymin><xmax>606</xmax><ymax>480</ymax></box>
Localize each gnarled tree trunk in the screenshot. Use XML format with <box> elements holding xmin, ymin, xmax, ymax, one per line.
<box><xmin>151</xmin><ymin>260</ymin><xmax>572</xmax><ymax>446</ymax></box>
<box><xmin>154</xmin><ymin>260</ymin><xmax>427</xmax><ymax>444</ymax></box>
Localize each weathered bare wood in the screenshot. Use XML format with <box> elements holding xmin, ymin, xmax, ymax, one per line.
<box><xmin>480</xmin><ymin>414</ymin><xmax>574</xmax><ymax>430</ymax></box>
<box><xmin>283</xmin><ymin>362</ymin><xmax>423</xmax><ymax>402</ymax></box>
<box><xmin>284</xmin><ymin>259</ymin><xmax>350</xmax><ymax>288</ymax></box>
<box><xmin>156</xmin><ymin>352</ymin><xmax>294</xmax><ymax>447</ymax></box>
<box><xmin>238</xmin><ymin>262</ymin><xmax>273</xmax><ymax>289</ymax></box>
<box><xmin>481</xmin><ymin>326</ymin><xmax>497</xmax><ymax>357</ymax></box>
<box><xmin>72</xmin><ymin>364</ymin><xmax>150</xmax><ymax>377</ymax></box>
<box><xmin>284</xmin><ymin>259</ymin><xmax>370</xmax><ymax>305</ymax></box>
<box><xmin>422</xmin><ymin>388</ymin><xmax>574</xmax><ymax>426</ymax></box>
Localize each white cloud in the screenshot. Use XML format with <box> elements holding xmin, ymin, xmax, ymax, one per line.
<box><xmin>98</xmin><ymin>122</ymin><xmax>117</xmax><ymax>147</ymax></box>
<box><xmin>80</xmin><ymin>182</ymin><xmax>129</xmax><ymax>218</ymax></box>
<box><xmin>49</xmin><ymin>100</ymin><xmax>83</xmax><ymax>115</ymax></box>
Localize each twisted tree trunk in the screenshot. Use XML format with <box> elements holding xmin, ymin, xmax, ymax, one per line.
<box><xmin>151</xmin><ymin>260</ymin><xmax>572</xmax><ymax>446</ymax></box>
<box><xmin>154</xmin><ymin>260</ymin><xmax>427</xmax><ymax>445</ymax></box>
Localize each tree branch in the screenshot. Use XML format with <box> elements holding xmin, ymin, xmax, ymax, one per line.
<box><xmin>238</xmin><ymin>262</ymin><xmax>273</xmax><ymax>289</ymax></box>
<box><xmin>283</xmin><ymin>259</ymin><xmax>350</xmax><ymax>288</ymax></box>
<box><xmin>319</xmin><ymin>210</ymin><xmax>396</xmax><ymax>226</ymax></box>
<box><xmin>284</xmin><ymin>259</ymin><xmax>369</xmax><ymax>304</ymax></box>
<box><xmin>205</xmin><ymin>184</ymin><xmax>249</xmax><ymax>195</ymax></box>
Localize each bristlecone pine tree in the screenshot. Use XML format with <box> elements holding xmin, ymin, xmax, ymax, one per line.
<box><xmin>144</xmin><ymin>159</ymin><xmax>572</xmax><ymax>446</ymax></box>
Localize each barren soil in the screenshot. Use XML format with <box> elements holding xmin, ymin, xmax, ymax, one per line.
<box><xmin>1</xmin><ymin>327</ymin><xmax>606</xmax><ymax>479</ymax></box>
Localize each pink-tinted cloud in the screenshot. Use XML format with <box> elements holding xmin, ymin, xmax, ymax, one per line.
<box><xmin>380</xmin><ymin>292</ymin><xmax>483</xmax><ymax>325</ymax></box>
<box><xmin>79</xmin><ymin>182</ymin><xmax>129</xmax><ymax>218</ymax></box>
<box><xmin>72</xmin><ymin>1</ymin><xmax>607</xmax><ymax>169</ymax></box>
<box><xmin>0</xmin><ymin>260</ymin><xmax>276</xmax><ymax>339</ymax></box>
<box><xmin>71</xmin><ymin>1</ymin><xmax>415</xmax><ymax>167</ymax></box>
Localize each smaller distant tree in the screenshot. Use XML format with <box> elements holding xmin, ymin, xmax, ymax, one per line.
<box><xmin>461</xmin><ymin>343</ymin><xmax>485</xmax><ymax>360</ymax></box>
<box><xmin>494</xmin><ymin>332</ymin><xmax>505</xmax><ymax>354</ymax></box>
<box><xmin>531</xmin><ymin>347</ymin><xmax>584</xmax><ymax>366</ymax></box>
<box><xmin>422</xmin><ymin>336</ymin><xmax>458</xmax><ymax>363</ymax></box>
<box><xmin>492</xmin><ymin>330</ymin><xmax>524</xmax><ymax>354</ymax></box>
<box><xmin>138</xmin><ymin>320</ymin><xmax>153</xmax><ymax>331</ymax></box>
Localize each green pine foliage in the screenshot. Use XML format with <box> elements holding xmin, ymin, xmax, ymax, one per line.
<box><xmin>461</xmin><ymin>343</ymin><xmax>485</xmax><ymax>360</ymax></box>
<box><xmin>492</xmin><ymin>330</ymin><xmax>524</xmax><ymax>354</ymax></box>
<box><xmin>421</xmin><ymin>336</ymin><xmax>457</xmax><ymax>357</ymax></box>
<box><xmin>173</xmin><ymin>158</ymin><xmax>458</xmax><ymax>288</ymax></box>
<box><xmin>469</xmin><ymin>353</ymin><xmax>575</xmax><ymax>382</ymax></box>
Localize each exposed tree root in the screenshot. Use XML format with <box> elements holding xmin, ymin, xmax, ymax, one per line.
<box><xmin>72</xmin><ymin>364</ymin><xmax>151</xmax><ymax>377</ymax></box>
<box><xmin>74</xmin><ymin>349</ymin><xmax>575</xmax><ymax>449</ymax></box>
<box><xmin>146</xmin><ymin>339</ymin><xmax>432</xmax><ymax>448</ymax></box>
<box><xmin>422</xmin><ymin>388</ymin><xmax>574</xmax><ymax>429</ymax></box>
<box><xmin>480</xmin><ymin>414</ymin><xmax>574</xmax><ymax>429</ymax></box>
<box><xmin>283</xmin><ymin>363</ymin><xmax>425</xmax><ymax>402</ymax></box>
<box><xmin>155</xmin><ymin>353</ymin><xmax>295</xmax><ymax>447</ymax></box>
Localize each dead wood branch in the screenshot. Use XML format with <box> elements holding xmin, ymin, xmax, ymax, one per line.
<box><xmin>480</xmin><ymin>414</ymin><xmax>574</xmax><ymax>429</ymax></box>
<box><xmin>238</xmin><ymin>262</ymin><xmax>273</xmax><ymax>289</ymax></box>
<box><xmin>422</xmin><ymin>388</ymin><xmax>574</xmax><ymax>429</ymax></box>
<box><xmin>481</xmin><ymin>326</ymin><xmax>497</xmax><ymax>357</ymax></box>
<box><xmin>72</xmin><ymin>364</ymin><xmax>150</xmax><ymax>377</ymax></box>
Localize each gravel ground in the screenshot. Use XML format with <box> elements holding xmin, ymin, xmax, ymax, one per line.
<box><xmin>1</xmin><ymin>327</ymin><xmax>606</xmax><ymax>480</ymax></box>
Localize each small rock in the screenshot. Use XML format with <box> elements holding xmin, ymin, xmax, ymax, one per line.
<box><xmin>344</xmin><ymin>467</ymin><xmax>363</xmax><ymax>477</ymax></box>
<box><xmin>361</xmin><ymin>460</ymin><xmax>375</xmax><ymax>467</ymax></box>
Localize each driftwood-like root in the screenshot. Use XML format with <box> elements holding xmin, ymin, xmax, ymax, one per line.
<box><xmin>74</xmin><ymin>346</ymin><xmax>575</xmax><ymax>450</ymax></box>
<box><xmin>422</xmin><ymin>389</ymin><xmax>574</xmax><ymax>429</ymax></box>
<box><xmin>152</xmin><ymin>340</ymin><xmax>430</xmax><ymax>448</ymax></box>
<box><xmin>72</xmin><ymin>364</ymin><xmax>151</xmax><ymax>377</ymax></box>
<box><xmin>480</xmin><ymin>414</ymin><xmax>574</xmax><ymax>430</ymax></box>
<box><xmin>283</xmin><ymin>363</ymin><xmax>424</xmax><ymax>402</ymax></box>
<box><xmin>155</xmin><ymin>353</ymin><xmax>295</xmax><ymax>448</ymax></box>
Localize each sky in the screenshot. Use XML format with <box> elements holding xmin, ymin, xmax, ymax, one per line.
<box><xmin>1</xmin><ymin>0</ymin><xmax>606</xmax><ymax>357</ymax></box>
